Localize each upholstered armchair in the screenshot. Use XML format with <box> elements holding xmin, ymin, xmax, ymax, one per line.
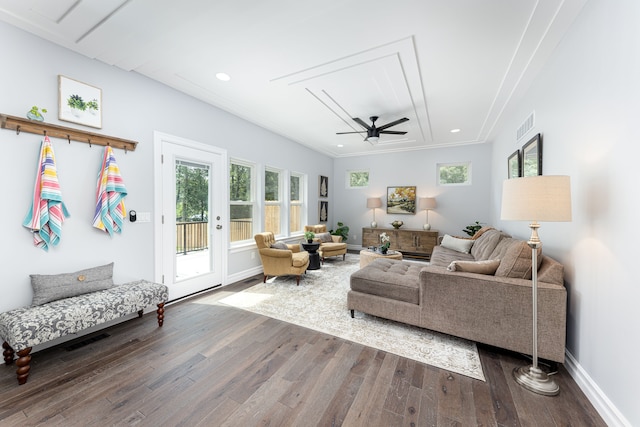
<box><xmin>304</xmin><ymin>225</ymin><xmax>347</xmax><ymax>263</ymax></box>
<box><xmin>254</xmin><ymin>232</ymin><xmax>310</xmax><ymax>285</ymax></box>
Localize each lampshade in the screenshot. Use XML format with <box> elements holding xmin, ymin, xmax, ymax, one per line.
<box><xmin>501</xmin><ymin>176</ymin><xmax>572</xmax><ymax>222</ymax></box>
<box><xmin>418</xmin><ymin>197</ymin><xmax>437</xmax><ymax>210</ymax></box>
<box><xmin>366</xmin><ymin>197</ymin><xmax>382</xmax><ymax>208</ymax></box>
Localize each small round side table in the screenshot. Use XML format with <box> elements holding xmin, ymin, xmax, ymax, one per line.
<box><xmin>359</xmin><ymin>249</ymin><xmax>403</xmax><ymax>269</ymax></box>
<box><xmin>302</xmin><ymin>242</ymin><xmax>321</xmax><ymax>270</ymax></box>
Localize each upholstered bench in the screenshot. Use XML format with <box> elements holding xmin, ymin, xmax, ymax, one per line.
<box><xmin>0</xmin><ymin>279</ymin><xmax>168</xmax><ymax>385</ymax></box>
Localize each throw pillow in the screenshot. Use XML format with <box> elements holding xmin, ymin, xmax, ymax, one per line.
<box><xmin>30</xmin><ymin>262</ymin><xmax>115</xmax><ymax>306</ymax></box>
<box><xmin>494</xmin><ymin>240</ymin><xmax>542</xmax><ymax>279</ymax></box>
<box><xmin>440</xmin><ymin>234</ymin><xmax>474</xmax><ymax>254</ymax></box>
<box><xmin>447</xmin><ymin>259</ymin><xmax>501</xmax><ymax>275</ymax></box>
<box><xmin>270</xmin><ymin>242</ymin><xmax>289</xmax><ymax>250</ymax></box>
<box><xmin>316</xmin><ymin>232</ymin><xmax>333</xmax><ymax>243</ymax></box>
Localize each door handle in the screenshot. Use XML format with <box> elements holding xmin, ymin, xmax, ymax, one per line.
<box><xmin>216</xmin><ymin>224</ymin><xmax>222</xmax><ymax>230</ymax></box>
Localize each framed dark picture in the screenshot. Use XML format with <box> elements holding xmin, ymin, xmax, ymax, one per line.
<box><xmin>319</xmin><ymin>175</ymin><xmax>328</xmax><ymax>198</ymax></box>
<box><xmin>319</xmin><ymin>201</ymin><xmax>328</xmax><ymax>222</ymax></box>
<box><xmin>386</xmin><ymin>186</ymin><xmax>416</xmax><ymax>214</ymax></box>
<box><xmin>508</xmin><ymin>149</ymin><xmax>521</xmax><ymax>179</ymax></box>
<box><xmin>522</xmin><ymin>133</ymin><xmax>542</xmax><ymax>177</ymax></box>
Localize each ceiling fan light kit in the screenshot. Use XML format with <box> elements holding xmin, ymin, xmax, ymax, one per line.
<box><xmin>337</xmin><ymin>116</ymin><xmax>408</xmax><ymax>143</ymax></box>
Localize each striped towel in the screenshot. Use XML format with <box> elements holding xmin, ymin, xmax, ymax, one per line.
<box><xmin>22</xmin><ymin>136</ymin><xmax>70</xmax><ymax>251</ymax></box>
<box><xmin>93</xmin><ymin>146</ymin><xmax>127</xmax><ymax>235</ymax></box>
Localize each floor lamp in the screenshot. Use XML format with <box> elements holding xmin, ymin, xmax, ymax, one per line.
<box><xmin>501</xmin><ymin>175</ymin><xmax>572</xmax><ymax>396</ymax></box>
<box><xmin>366</xmin><ymin>197</ymin><xmax>382</xmax><ymax>228</ymax></box>
<box><xmin>418</xmin><ymin>197</ymin><xmax>436</xmax><ymax>230</ymax></box>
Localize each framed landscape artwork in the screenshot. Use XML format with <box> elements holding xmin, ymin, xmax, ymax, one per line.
<box><xmin>58</xmin><ymin>75</ymin><xmax>102</xmax><ymax>128</ymax></box>
<box><xmin>508</xmin><ymin>149</ymin><xmax>521</xmax><ymax>179</ymax></box>
<box><xmin>386</xmin><ymin>186</ymin><xmax>416</xmax><ymax>214</ymax></box>
<box><xmin>522</xmin><ymin>133</ymin><xmax>543</xmax><ymax>176</ymax></box>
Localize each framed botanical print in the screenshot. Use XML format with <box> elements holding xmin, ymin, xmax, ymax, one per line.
<box><xmin>508</xmin><ymin>149</ymin><xmax>521</xmax><ymax>179</ymax></box>
<box><xmin>522</xmin><ymin>133</ymin><xmax>542</xmax><ymax>177</ymax></box>
<box><xmin>319</xmin><ymin>201</ymin><xmax>328</xmax><ymax>222</ymax></box>
<box><xmin>386</xmin><ymin>186</ymin><xmax>416</xmax><ymax>214</ymax></box>
<box><xmin>58</xmin><ymin>75</ymin><xmax>102</xmax><ymax>128</ymax></box>
<box><xmin>319</xmin><ymin>175</ymin><xmax>328</xmax><ymax>197</ymax></box>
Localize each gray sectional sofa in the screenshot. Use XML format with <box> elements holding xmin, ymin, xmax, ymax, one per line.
<box><xmin>348</xmin><ymin>227</ymin><xmax>567</xmax><ymax>362</ymax></box>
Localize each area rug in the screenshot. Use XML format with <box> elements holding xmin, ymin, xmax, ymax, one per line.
<box><xmin>218</xmin><ymin>254</ymin><xmax>485</xmax><ymax>381</ymax></box>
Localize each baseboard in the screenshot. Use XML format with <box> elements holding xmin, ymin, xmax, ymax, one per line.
<box><xmin>226</xmin><ymin>266</ymin><xmax>262</xmax><ymax>285</ymax></box>
<box><xmin>564</xmin><ymin>350</ymin><xmax>631</xmax><ymax>427</ymax></box>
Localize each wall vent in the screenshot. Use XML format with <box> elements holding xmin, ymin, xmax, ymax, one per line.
<box><xmin>517</xmin><ymin>111</ymin><xmax>535</xmax><ymax>141</ymax></box>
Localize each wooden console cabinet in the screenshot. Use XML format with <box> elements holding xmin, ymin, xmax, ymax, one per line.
<box><xmin>362</xmin><ymin>227</ymin><xmax>439</xmax><ymax>260</ymax></box>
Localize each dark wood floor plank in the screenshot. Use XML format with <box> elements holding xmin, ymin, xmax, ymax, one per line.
<box><xmin>0</xmin><ymin>278</ymin><xmax>607</xmax><ymax>426</ymax></box>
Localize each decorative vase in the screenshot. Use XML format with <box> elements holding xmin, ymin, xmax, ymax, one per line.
<box><xmin>26</xmin><ymin>111</ymin><xmax>44</xmax><ymax>122</ymax></box>
<box><xmin>381</xmin><ymin>247</ymin><xmax>388</xmax><ymax>254</ymax></box>
<box><xmin>390</xmin><ymin>220</ymin><xmax>404</xmax><ymax>229</ymax></box>
<box><xmin>307</xmin><ymin>239</ymin><xmax>313</xmax><ymax>244</ymax></box>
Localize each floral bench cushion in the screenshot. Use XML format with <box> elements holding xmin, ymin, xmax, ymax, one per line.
<box><xmin>0</xmin><ymin>280</ymin><xmax>168</xmax><ymax>352</ymax></box>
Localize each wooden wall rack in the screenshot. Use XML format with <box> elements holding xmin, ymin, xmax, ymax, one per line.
<box><xmin>0</xmin><ymin>114</ymin><xmax>138</xmax><ymax>152</ymax></box>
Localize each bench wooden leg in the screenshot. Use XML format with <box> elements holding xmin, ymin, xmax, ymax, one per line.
<box><xmin>3</xmin><ymin>341</ymin><xmax>14</xmax><ymax>365</ymax></box>
<box><xmin>156</xmin><ymin>303</ymin><xmax>165</xmax><ymax>327</ymax></box>
<box><xmin>137</xmin><ymin>309</ymin><xmax>144</xmax><ymax>318</ymax></box>
<box><xmin>16</xmin><ymin>347</ymin><xmax>32</xmax><ymax>385</ymax></box>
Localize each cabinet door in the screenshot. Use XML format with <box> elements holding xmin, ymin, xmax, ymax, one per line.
<box><xmin>415</xmin><ymin>231</ymin><xmax>438</xmax><ymax>254</ymax></box>
<box><xmin>362</xmin><ymin>228</ymin><xmax>380</xmax><ymax>247</ymax></box>
<box><xmin>394</xmin><ymin>230</ymin><xmax>415</xmax><ymax>251</ymax></box>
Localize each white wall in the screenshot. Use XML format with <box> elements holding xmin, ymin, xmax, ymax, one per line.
<box><xmin>0</xmin><ymin>21</ymin><xmax>332</xmax><ymax>313</ymax></box>
<box><xmin>333</xmin><ymin>143</ymin><xmax>492</xmax><ymax>246</ymax></box>
<box><xmin>489</xmin><ymin>1</ymin><xmax>639</xmax><ymax>425</ymax></box>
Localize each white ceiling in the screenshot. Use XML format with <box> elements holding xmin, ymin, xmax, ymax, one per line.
<box><xmin>0</xmin><ymin>0</ymin><xmax>586</xmax><ymax>157</ymax></box>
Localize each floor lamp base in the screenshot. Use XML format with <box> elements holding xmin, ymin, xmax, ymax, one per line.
<box><xmin>513</xmin><ymin>365</ymin><xmax>559</xmax><ymax>396</ymax></box>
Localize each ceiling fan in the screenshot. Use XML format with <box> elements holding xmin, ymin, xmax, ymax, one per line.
<box><xmin>336</xmin><ymin>116</ymin><xmax>409</xmax><ymax>143</ymax></box>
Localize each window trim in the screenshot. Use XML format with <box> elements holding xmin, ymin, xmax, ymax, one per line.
<box><xmin>229</xmin><ymin>158</ymin><xmax>256</xmax><ymax>246</ymax></box>
<box><xmin>345</xmin><ymin>169</ymin><xmax>370</xmax><ymax>189</ymax></box>
<box><xmin>437</xmin><ymin>162</ymin><xmax>472</xmax><ymax>186</ymax></box>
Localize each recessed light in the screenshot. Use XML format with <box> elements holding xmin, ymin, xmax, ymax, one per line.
<box><xmin>216</xmin><ymin>72</ymin><xmax>231</xmax><ymax>81</ymax></box>
<box><xmin>337</xmin><ymin>144</ymin><xmax>344</xmax><ymax>148</ymax></box>
<box><xmin>450</xmin><ymin>128</ymin><xmax>461</xmax><ymax>133</ymax></box>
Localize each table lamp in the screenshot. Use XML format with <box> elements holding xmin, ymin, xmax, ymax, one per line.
<box><xmin>418</xmin><ymin>197</ymin><xmax>437</xmax><ymax>230</ymax></box>
<box><xmin>366</xmin><ymin>197</ymin><xmax>382</xmax><ymax>228</ymax></box>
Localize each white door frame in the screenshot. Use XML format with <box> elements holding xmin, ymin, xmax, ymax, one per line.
<box><xmin>153</xmin><ymin>131</ymin><xmax>228</xmax><ymax>300</ymax></box>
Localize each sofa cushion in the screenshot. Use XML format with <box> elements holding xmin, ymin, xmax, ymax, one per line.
<box><xmin>494</xmin><ymin>240</ymin><xmax>542</xmax><ymax>279</ymax></box>
<box><xmin>316</xmin><ymin>232</ymin><xmax>333</xmax><ymax>243</ymax></box>
<box><xmin>350</xmin><ymin>259</ymin><xmax>421</xmax><ymax>304</ymax></box>
<box><xmin>291</xmin><ymin>251</ymin><xmax>309</xmax><ymax>267</ymax></box>
<box><xmin>440</xmin><ymin>234</ymin><xmax>474</xmax><ymax>253</ymax></box>
<box><xmin>447</xmin><ymin>259</ymin><xmax>501</xmax><ymax>275</ymax></box>
<box><xmin>470</xmin><ymin>229</ymin><xmax>506</xmax><ymax>261</ymax></box>
<box><xmin>30</xmin><ymin>262</ymin><xmax>115</xmax><ymax>306</ymax></box>
<box><xmin>270</xmin><ymin>241</ymin><xmax>289</xmax><ymax>250</ymax></box>
<box><xmin>430</xmin><ymin>245</ymin><xmax>475</xmax><ymax>267</ymax></box>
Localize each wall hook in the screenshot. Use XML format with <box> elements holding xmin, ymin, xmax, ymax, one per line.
<box><xmin>67</xmin><ymin>135</ymin><xmax>71</xmax><ymax>144</ymax></box>
<box><xmin>88</xmin><ymin>139</ymin><xmax>92</xmax><ymax>148</ymax></box>
<box><xmin>16</xmin><ymin>125</ymin><xmax>21</xmax><ymax>135</ymax></box>
<box><xmin>43</xmin><ymin>130</ymin><xmax>47</xmax><ymax>136</ymax></box>
<box><xmin>124</xmin><ymin>146</ymin><xmax>128</xmax><ymax>154</ymax></box>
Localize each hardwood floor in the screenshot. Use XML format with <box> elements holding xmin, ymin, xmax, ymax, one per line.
<box><xmin>0</xmin><ymin>276</ymin><xmax>605</xmax><ymax>426</ymax></box>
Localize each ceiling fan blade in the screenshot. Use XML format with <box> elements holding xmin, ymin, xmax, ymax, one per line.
<box><xmin>352</xmin><ymin>117</ymin><xmax>372</xmax><ymax>130</ymax></box>
<box><xmin>376</xmin><ymin>117</ymin><xmax>409</xmax><ymax>131</ymax></box>
<box><xmin>336</xmin><ymin>131</ymin><xmax>366</xmax><ymax>135</ymax></box>
<box><xmin>379</xmin><ymin>130</ymin><xmax>407</xmax><ymax>135</ymax></box>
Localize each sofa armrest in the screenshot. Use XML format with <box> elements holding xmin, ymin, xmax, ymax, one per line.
<box><xmin>418</xmin><ymin>266</ymin><xmax>566</xmax><ymax>362</ymax></box>
<box><xmin>330</xmin><ymin>235</ymin><xmax>343</xmax><ymax>243</ymax></box>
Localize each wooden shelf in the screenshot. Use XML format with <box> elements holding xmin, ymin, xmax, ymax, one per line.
<box><xmin>0</xmin><ymin>114</ymin><xmax>138</xmax><ymax>152</ymax></box>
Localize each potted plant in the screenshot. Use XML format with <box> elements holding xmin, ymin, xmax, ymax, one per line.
<box><xmin>304</xmin><ymin>231</ymin><xmax>315</xmax><ymax>243</ymax></box>
<box><xmin>462</xmin><ymin>221</ymin><xmax>483</xmax><ymax>237</ymax></box>
<box><xmin>380</xmin><ymin>232</ymin><xmax>391</xmax><ymax>254</ymax></box>
<box><xmin>26</xmin><ymin>106</ymin><xmax>47</xmax><ymax>121</ymax></box>
<box><xmin>330</xmin><ymin>221</ymin><xmax>349</xmax><ymax>242</ymax></box>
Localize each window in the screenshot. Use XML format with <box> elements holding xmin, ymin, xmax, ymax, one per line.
<box><xmin>265</xmin><ymin>167</ymin><xmax>282</xmax><ymax>234</ymax></box>
<box><xmin>229</xmin><ymin>160</ymin><xmax>255</xmax><ymax>243</ymax></box>
<box><xmin>290</xmin><ymin>173</ymin><xmax>304</xmax><ymax>234</ymax></box>
<box><xmin>437</xmin><ymin>162</ymin><xmax>472</xmax><ymax>186</ymax></box>
<box><xmin>346</xmin><ymin>170</ymin><xmax>369</xmax><ymax>189</ymax></box>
